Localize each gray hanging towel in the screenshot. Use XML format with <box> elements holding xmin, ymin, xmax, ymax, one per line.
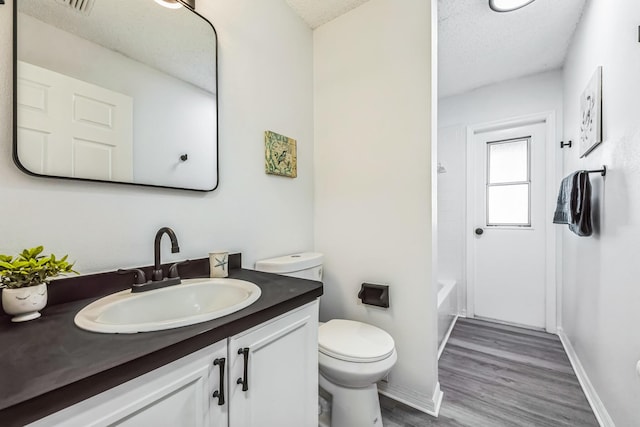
<box><xmin>553</xmin><ymin>172</ymin><xmax>577</xmax><ymax>225</ymax></box>
<box><xmin>553</xmin><ymin>171</ymin><xmax>592</xmax><ymax>236</ymax></box>
<box><xmin>570</xmin><ymin>171</ymin><xmax>592</xmax><ymax>236</ymax></box>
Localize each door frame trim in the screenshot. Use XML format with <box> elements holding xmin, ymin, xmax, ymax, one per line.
<box><xmin>465</xmin><ymin>111</ymin><xmax>558</xmax><ymax>333</ymax></box>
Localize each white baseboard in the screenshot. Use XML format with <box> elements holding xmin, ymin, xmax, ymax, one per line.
<box><xmin>557</xmin><ymin>327</ymin><xmax>615</xmax><ymax>427</ymax></box>
<box><xmin>438</xmin><ymin>315</ymin><xmax>459</xmax><ymax>360</ymax></box>
<box><xmin>378</xmin><ymin>381</ymin><xmax>443</xmax><ymax>417</ymax></box>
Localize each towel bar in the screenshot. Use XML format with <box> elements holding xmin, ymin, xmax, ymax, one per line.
<box><xmin>585</xmin><ymin>165</ymin><xmax>607</xmax><ymax>177</ymax></box>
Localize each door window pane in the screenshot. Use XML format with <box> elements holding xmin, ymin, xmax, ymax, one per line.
<box><xmin>486</xmin><ymin>137</ymin><xmax>531</xmax><ymax>227</ymax></box>
<box><xmin>487</xmin><ymin>184</ymin><xmax>530</xmax><ymax>225</ymax></box>
<box><xmin>488</xmin><ymin>139</ymin><xmax>528</xmax><ymax>184</ymax></box>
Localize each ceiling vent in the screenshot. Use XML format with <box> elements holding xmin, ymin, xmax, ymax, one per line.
<box><xmin>55</xmin><ymin>0</ymin><xmax>96</xmax><ymax>16</ymax></box>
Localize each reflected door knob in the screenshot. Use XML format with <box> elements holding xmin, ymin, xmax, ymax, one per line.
<box><xmin>475</xmin><ymin>228</ymin><xmax>484</xmax><ymax>235</ymax></box>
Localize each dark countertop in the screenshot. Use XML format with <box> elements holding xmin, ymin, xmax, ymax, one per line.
<box><xmin>0</xmin><ymin>266</ymin><xmax>322</xmax><ymax>426</ymax></box>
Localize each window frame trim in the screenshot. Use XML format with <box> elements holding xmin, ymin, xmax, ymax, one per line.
<box><xmin>485</xmin><ymin>136</ymin><xmax>532</xmax><ymax>227</ymax></box>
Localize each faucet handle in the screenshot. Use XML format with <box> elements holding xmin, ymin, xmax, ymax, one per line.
<box><xmin>168</xmin><ymin>260</ymin><xmax>189</xmax><ymax>279</ymax></box>
<box><xmin>118</xmin><ymin>268</ymin><xmax>147</xmax><ymax>285</ymax></box>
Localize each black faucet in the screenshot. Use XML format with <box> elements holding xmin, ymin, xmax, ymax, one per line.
<box><xmin>153</xmin><ymin>227</ymin><xmax>180</xmax><ymax>282</ymax></box>
<box><xmin>118</xmin><ymin>227</ymin><xmax>186</xmax><ymax>293</ymax></box>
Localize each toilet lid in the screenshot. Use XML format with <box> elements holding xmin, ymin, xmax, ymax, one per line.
<box><xmin>318</xmin><ymin>319</ymin><xmax>395</xmax><ymax>362</ymax></box>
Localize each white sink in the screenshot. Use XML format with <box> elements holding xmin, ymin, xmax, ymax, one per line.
<box><xmin>74</xmin><ymin>278</ymin><xmax>262</xmax><ymax>333</ymax></box>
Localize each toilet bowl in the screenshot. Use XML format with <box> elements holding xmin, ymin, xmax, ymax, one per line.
<box><xmin>318</xmin><ymin>319</ymin><xmax>397</xmax><ymax>427</ymax></box>
<box><xmin>255</xmin><ymin>253</ymin><xmax>398</xmax><ymax>427</ymax></box>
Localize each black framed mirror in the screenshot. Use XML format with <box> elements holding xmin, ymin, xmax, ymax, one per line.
<box><xmin>13</xmin><ymin>0</ymin><xmax>218</xmax><ymax>191</ymax></box>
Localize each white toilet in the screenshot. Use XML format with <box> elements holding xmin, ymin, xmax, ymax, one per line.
<box><xmin>255</xmin><ymin>252</ymin><xmax>397</xmax><ymax>427</ymax></box>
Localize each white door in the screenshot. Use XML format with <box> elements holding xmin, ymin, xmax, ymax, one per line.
<box><xmin>470</xmin><ymin>122</ymin><xmax>547</xmax><ymax>329</ymax></box>
<box><xmin>228</xmin><ymin>301</ymin><xmax>318</xmax><ymax>427</ymax></box>
<box><xmin>17</xmin><ymin>61</ymin><xmax>133</xmax><ymax>182</ymax></box>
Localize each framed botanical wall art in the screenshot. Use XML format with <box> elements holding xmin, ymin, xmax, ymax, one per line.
<box><xmin>265</xmin><ymin>130</ymin><xmax>297</xmax><ymax>178</ymax></box>
<box><xmin>579</xmin><ymin>66</ymin><xmax>603</xmax><ymax>158</ymax></box>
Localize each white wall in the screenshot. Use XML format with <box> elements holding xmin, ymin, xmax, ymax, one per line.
<box><xmin>561</xmin><ymin>0</ymin><xmax>640</xmax><ymax>424</ymax></box>
<box><xmin>314</xmin><ymin>0</ymin><xmax>440</xmax><ymax>413</ymax></box>
<box><xmin>436</xmin><ymin>125</ymin><xmax>465</xmax><ymax>291</ymax></box>
<box><xmin>439</xmin><ymin>70</ymin><xmax>564</xmax><ymax>129</ymax></box>
<box><xmin>0</xmin><ymin>1</ymin><xmax>314</xmax><ymax>273</ymax></box>
<box><xmin>19</xmin><ymin>13</ymin><xmax>217</xmax><ymax>190</ymax></box>
<box><xmin>437</xmin><ymin>70</ymin><xmax>563</xmax><ymax>311</ymax></box>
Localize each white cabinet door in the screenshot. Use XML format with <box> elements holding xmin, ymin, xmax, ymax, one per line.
<box><xmin>28</xmin><ymin>340</ymin><xmax>227</xmax><ymax>427</ymax></box>
<box><xmin>228</xmin><ymin>301</ymin><xmax>319</xmax><ymax>427</ymax></box>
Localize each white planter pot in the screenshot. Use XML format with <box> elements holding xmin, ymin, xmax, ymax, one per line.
<box><xmin>2</xmin><ymin>283</ymin><xmax>48</xmax><ymax>322</ymax></box>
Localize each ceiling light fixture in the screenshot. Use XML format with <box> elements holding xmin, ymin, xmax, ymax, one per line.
<box><xmin>154</xmin><ymin>0</ymin><xmax>195</xmax><ymax>10</ymax></box>
<box><xmin>154</xmin><ymin>0</ymin><xmax>182</xmax><ymax>9</ymax></box>
<box><xmin>489</xmin><ymin>0</ymin><xmax>536</xmax><ymax>12</ymax></box>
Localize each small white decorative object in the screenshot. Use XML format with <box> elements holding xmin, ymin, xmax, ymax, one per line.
<box><xmin>2</xmin><ymin>283</ymin><xmax>48</xmax><ymax>322</ymax></box>
<box><xmin>209</xmin><ymin>251</ymin><xmax>229</xmax><ymax>278</ymax></box>
<box><xmin>579</xmin><ymin>66</ymin><xmax>603</xmax><ymax>158</ymax></box>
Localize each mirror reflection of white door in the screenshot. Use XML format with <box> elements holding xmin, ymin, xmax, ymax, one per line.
<box><xmin>470</xmin><ymin>122</ymin><xmax>547</xmax><ymax>329</ymax></box>
<box><xmin>17</xmin><ymin>61</ymin><xmax>133</xmax><ymax>182</ymax></box>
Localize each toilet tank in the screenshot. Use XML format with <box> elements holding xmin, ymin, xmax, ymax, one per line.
<box><xmin>255</xmin><ymin>252</ymin><xmax>323</xmax><ymax>281</ymax></box>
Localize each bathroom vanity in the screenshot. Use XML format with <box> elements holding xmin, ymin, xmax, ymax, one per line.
<box><xmin>0</xmin><ymin>258</ymin><xmax>322</xmax><ymax>427</ymax></box>
<box><xmin>30</xmin><ymin>302</ymin><xmax>318</xmax><ymax>427</ymax></box>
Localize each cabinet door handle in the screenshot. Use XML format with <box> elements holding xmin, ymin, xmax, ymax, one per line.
<box><xmin>212</xmin><ymin>358</ymin><xmax>226</xmax><ymax>405</ymax></box>
<box><xmin>236</xmin><ymin>347</ymin><xmax>249</xmax><ymax>392</ymax></box>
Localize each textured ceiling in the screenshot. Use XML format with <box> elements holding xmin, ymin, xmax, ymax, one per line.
<box><xmin>285</xmin><ymin>0</ymin><xmax>371</xmax><ymax>28</ymax></box>
<box><xmin>439</xmin><ymin>0</ymin><xmax>586</xmax><ymax>98</ymax></box>
<box><xmin>18</xmin><ymin>0</ymin><xmax>216</xmax><ymax>93</ymax></box>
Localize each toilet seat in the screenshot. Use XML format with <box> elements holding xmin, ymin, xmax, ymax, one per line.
<box><xmin>319</xmin><ymin>319</ymin><xmax>395</xmax><ymax>363</ymax></box>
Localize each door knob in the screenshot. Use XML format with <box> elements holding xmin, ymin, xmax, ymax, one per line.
<box><xmin>475</xmin><ymin>228</ymin><xmax>484</xmax><ymax>235</ymax></box>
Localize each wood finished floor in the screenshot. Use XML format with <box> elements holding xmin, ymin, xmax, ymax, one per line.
<box><xmin>381</xmin><ymin>318</ymin><xmax>599</xmax><ymax>427</ymax></box>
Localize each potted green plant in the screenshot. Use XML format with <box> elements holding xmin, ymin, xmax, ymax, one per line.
<box><xmin>0</xmin><ymin>246</ymin><xmax>77</xmax><ymax>322</ymax></box>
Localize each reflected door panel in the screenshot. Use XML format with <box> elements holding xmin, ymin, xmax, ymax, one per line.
<box><xmin>17</xmin><ymin>61</ymin><xmax>133</xmax><ymax>182</ymax></box>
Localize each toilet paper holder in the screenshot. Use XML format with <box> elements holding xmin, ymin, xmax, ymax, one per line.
<box><xmin>358</xmin><ymin>283</ymin><xmax>389</xmax><ymax>308</ymax></box>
